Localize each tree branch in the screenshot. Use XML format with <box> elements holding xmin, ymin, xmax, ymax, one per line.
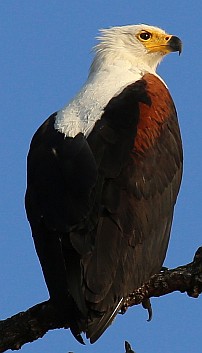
<box><xmin>121</xmin><ymin>246</ymin><xmax>202</xmax><ymax>314</ymax></box>
<box><xmin>1</xmin><ymin>247</ymin><xmax>202</xmax><ymax>353</ymax></box>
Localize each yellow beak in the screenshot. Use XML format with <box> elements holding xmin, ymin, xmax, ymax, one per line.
<box><xmin>145</xmin><ymin>33</ymin><xmax>182</xmax><ymax>55</ymax></box>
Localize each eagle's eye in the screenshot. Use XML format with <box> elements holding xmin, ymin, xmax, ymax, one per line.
<box><xmin>139</xmin><ymin>31</ymin><xmax>152</xmax><ymax>41</ymax></box>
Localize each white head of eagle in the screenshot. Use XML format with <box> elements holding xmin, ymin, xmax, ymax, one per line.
<box><xmin>91</xmin><ymin>24</ymin><xmax>181</xmax><ymax>72</ymax></box>
<box><xmin>55</xmin><ymin>24</ymin><xmax>182</xmax><ymax>137</ymax></box>
<box><xmin>25</xmin><ymin>24</ymin><xmax>183</xmax><ymax>344</ymax></box>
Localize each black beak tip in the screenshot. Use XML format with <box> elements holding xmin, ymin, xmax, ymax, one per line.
<box><xmin>169</xmin><ymin>35</ymin><xmax>183</xmax><ymax>55</ymax></box>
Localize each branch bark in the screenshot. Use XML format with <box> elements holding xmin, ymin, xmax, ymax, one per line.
<box><xmin>1</xmin><ymin>247</ymin><xmax>202</xmax><ymax>353</ymax></box>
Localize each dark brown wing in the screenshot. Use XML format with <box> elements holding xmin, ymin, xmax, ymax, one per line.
<box><xmin>81</xmin><ymin>74</ymin><xmax>182</xmax><ymax>341</ymax></box>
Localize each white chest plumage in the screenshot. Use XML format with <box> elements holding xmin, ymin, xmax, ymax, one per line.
<box><xmin>54</xmin><ymin>65</ymin><xmax>144</xmax><ymax>138</ymax></box>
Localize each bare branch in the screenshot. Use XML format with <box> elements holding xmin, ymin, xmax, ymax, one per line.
<box><xmin>0</xmin><ymin>247</ymin><xmax>202</xmax><ymax>353</ymax></box>
<box><xmin>0</xmin><ymin>301</ymin><xmax>69</xmax><ymax>352</ymax></box>
<box><xmin>121</xmin><ymin>247</ymin><xmax>202</xmax><ymax>314</ymax></box>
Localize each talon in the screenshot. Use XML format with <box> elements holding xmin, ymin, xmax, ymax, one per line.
<box><xmin>142</xmin><ymin>298</ymin><xmax>153</xmax><ymax>321</ymax></box>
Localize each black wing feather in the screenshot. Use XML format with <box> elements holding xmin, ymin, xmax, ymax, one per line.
<box><xmin>26</xmin><ymin>114</ymin><xmax>97</xmax><ymax>231</ymax></box>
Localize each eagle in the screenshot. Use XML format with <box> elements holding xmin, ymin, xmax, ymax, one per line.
<box><xmin>25</xmin><ymin>24</ymin><xmax>183</xmax><ymax>344</ymax></box>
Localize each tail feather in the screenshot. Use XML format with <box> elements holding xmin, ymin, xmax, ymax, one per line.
<box><xmin>70</xmin><ymin>327</ymin><xmax>85</xmax><ymax>345</ymax></box>
<box><xmin>86</xmin><ymin>298</ymin><xmax>123</xmax><ymax>343</ymax></box>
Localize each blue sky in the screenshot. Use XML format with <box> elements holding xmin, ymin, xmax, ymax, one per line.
<box><xmin>0</xmin><ymin>1</ymin><xmax>202</xmax><ymax>352</ymax></box>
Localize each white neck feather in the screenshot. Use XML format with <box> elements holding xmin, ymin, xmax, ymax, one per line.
<box><xmin>55</xmin><ymin>35</ymin><xmax>163</xmax><ymax>138</ymax></box>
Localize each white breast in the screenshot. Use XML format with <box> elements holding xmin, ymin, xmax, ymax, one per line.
<box><xmin>54</xmin><ymin>63</ymin><xmax>144</xmax><ymax>137</ymax></box>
